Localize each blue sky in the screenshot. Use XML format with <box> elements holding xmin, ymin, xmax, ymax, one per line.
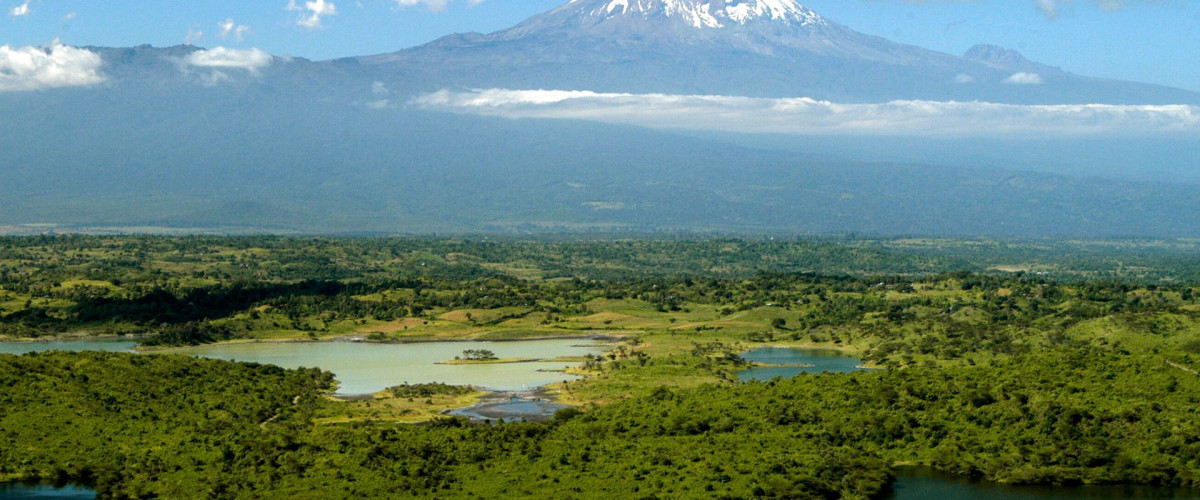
<box><xmin>3</xmin><ymin>0</ymin><xmax>1198</xmax><ymax>91</ymax></box>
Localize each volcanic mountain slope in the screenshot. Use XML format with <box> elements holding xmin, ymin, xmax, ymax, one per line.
<box><xmin>359</xmin><ymin>0</ymin><xmax>1198</xmax><ymax>104</ymax></box>
<box><xmin>2</xmin><ymin>0</ymin><xmax>1199</xmax><ymax>236</ymax></box>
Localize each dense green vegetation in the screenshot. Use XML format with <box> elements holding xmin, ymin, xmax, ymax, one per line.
<box><xmin>3</xmin><ymin>349</ymin><xmax>1198</xmax><ymax>498</ymax></box>
<box><xmin>3</xmin><ymin>235</ymin><xmax>1200</xmax><ymax>348</ymax></box>
<box><xmin>3</xmin><ymin>236</ymin><xmax>1200</xmax><ymax>498</ymax></box>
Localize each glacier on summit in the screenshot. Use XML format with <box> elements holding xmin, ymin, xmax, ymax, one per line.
<box><xmin>578</xmin><ymin>0</ymin><xmax>826</xmax><ymax>29</ymax></box>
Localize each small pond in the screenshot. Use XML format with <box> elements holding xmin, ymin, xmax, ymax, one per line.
<box><xmin>0</xmin><ymin>339</ymin><xmax>137</xmax><ymax>356</ymax></box>
<box><xmin>888</xmin><ymin>467</ymin><xmax>1198</xmax><ymax>500</ymax></box>
<box><xmin>738</xmin><ymin>347</ymin><xmax>865</xmax><ymax>381</ymax></box>
<box><xmin>448</xmin><ymin>395</ymin><xmax>567</xmax><ymax>422</ymax></box>
<box><xmin>169</xmin><ymin>339</ymin><xmax>603</xmax><ymax>394</ymax></box>
<box><xmin>0</xmin><ymin>483</ymin><xmax>94</xmax><ymax>500</ymax></box>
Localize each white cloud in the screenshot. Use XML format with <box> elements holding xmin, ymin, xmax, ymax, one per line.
<box><xmin>0</xmin><ymin>43</ymin><xmax>105</xmax><ymax>92</ymax></box>
<box><xmin>63</xmin><ymin>11</ymin><xmax>76</xmax><ymax>21</ymax></box>
<box><xmin>412</xmin><ymin>88</ymin><xmax>1200</xmax><ymax>137</ymax></box>
<box><xmin>393</xmin><ymin>0</ymin><xmax>485</xmax><ymax>12</ymax></box>
<box><xmin>9</xmin><ymin>1</ymin><xmax>30</xmax><ymax>16</ymax></box>
<box><xmin>185</xmin><ymin>26</ymin><xmax>204</xmax><ymax>44</ymax></box>
<box><xmin>178</xmin><ymin>48</ymin><xmax>273</xmax><ymax>87</ymax></box>
<box><xmin>181</xmin><ymin>47</ymin><xmax>273</xmax><ymax>72</ymax></box>
<box><xmin>288</xmin><ymin>0</ymin><xmax>337</xmax><ymax>29</ymax></box>
<box><xmin>218</xmin><ymin>19</ymin><xmax>251</xmax><ymax>42</ymax></box>
<box><xmin>1034</xmin><ymin>0</ymin><xmax>1137</xmax><ymax>18</ymax></box>
<box><xmin>955</xmin><ymin>74</ymin><xmax>976</xmax><ymax>84</ymax></box>
<box><xmin>892</xmin><ymin>1</ymin><xmax>1156</xmax><ymax>19</ymax></box>
<box><xmin>1004</xmin><ymin>72</ymin><xmax>1044</xmax><ymax>85</ymax></box>
<box><xmin>366</xmin><ymin>81</ymin><xmax>391</xmax><ymax>108</ymax></box>
<box><xmin>1036</xmin><ymin>0</ymin><xmax>1061</xmax><ymax>18</ymax></box>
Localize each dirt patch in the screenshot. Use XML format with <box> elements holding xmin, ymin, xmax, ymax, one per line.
<box><xmin>576</xmin><ymin>312</ymin><xmax>639</xmax><ymax>323</ymax></box>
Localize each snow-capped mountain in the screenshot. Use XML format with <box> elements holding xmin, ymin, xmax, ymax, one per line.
<box><xmin>359</xmin><ymin>0</ymin><xmax>1197</xmax><ymax>104</ymax></box>
<box><xmin>3</xmin><ymin>0</ymin><xmax>1200</xmax><ymax>237</ymax></box>
<box><xmin>548</xmin><ymin>0</ymin><xmax>826</xmax><ymax>30</ymax></box>
<box><xmin>485</xmin><ymin>0</ymin><xmax>876</xmax><ymax>58</ymax></box>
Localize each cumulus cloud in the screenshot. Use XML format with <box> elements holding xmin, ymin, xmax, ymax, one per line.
<box><xmin>218</xmin><ymin>19</ymin><xmax>250</xmax><ymax>42</ymax></box>
<box><xmin>288</xmin><ymin>0</ymin><xmax>337</xmax><ymax>29</ymax></box>
<box><xmin>393</xmin><ymin>0</ymin><xmax>485</xmax><ymax>12</ymax></box>
<box><xmin>9</xmin><ymin>0</ymin><xmax>30</xmax><ymax>16</ymax></box>
<box><xmin>412</xmin><ymin>88</ymin><xmax>1200</xmax><ymax>137</ymax></box>
<box><xmin>1004</xmin><ymin>72</ymin><xmax>1044</xmax><ymax>85</ymax></box>
<box><xmin>0</xmin><ymin>43</ymin><xmax>105</xmax><ymax>92</ymax></box>
<box><xmin>181</xmin><ymin>47</ymin><xmax>273</xmax><ymax>71</ymax></box>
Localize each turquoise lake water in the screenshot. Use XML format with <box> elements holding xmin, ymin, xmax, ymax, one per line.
<box><xmin>738</xmin><ymin>347</ymin><xmax>865</xmax><ymax>381</ymax></box>
<box><xmin>0</xmin><ymin>484</ymin><xmax>95</xmax><ymax>500</ymax></box>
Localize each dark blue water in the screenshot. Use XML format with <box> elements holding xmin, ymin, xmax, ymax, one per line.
<box><xmin>0</xmin><ymin>484</ymin><xmax>94</xmax><ymax>500</ymax></box>
<box><xmin>889</xmin><ymin>468</ymin><xmax>1198</xmax><ymax>499</ymax></box>
<box><xmin>738</xmin><ymin>347</ymin><xmax>865</xmax><ymax>381</ymax></box>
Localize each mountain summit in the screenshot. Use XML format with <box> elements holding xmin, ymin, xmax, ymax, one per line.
<box><xmin>545</xmin><ymin>0</ymin><xmax>826</xmax><ymax>30</ymax></box>
<box><xmin>486</xmin><ymin>0</ymin><xmax>863</xmax><ymax>56</ymax></box>
<box><xmin>360</xmin><ymin>0</ymin><xmax>1197</xmax><ymax>104</ymax></box>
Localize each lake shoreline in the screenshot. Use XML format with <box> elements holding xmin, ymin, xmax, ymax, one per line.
<box><xmin>130</xmin><ymin>332</ymin><xmax>622</xmax><ymax>353</ymax></box>
<box><xmin>333</xmin><ymin>332</ymin><xmax>626</xmax><ymax>345</ymax></box>
<box><xmin>0</xmin><ymin>333</ymin><xmax>147</xmax><ymax>344</ymax></box>
<box><xmin>163</xmin><ymin>337</ymin><xmax>608</xmax><ymax>395</ymax></box>
<box><xmin>3</xmin><ymin>332</ymin><xmax>623</xmax><ymax>352</ymax></box>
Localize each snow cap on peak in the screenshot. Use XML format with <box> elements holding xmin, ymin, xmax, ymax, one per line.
<box><xmin>587</xmin><ymin>0</ymin><xmax>825</xmax><ymax>29</ymax></box>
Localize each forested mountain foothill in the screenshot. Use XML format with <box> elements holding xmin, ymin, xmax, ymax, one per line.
<box><xmin>2</xmin><ymin>236</ymin><xmax>1200</xmax><ymax>498</ymax></box>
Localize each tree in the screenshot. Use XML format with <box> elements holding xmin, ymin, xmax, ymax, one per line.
<box><xmin>462</xmin><ymin>349</ymin><xmax>497</xmax><ymax>361</ymax></box>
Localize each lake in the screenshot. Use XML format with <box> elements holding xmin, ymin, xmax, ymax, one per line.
<box><xmin>168</xmin><ymin>339</ymin><xmax>604</xmax><ymax>394</ymax></box>
<box><xmin>738</xmin><ymin>347</ymin><xmax>865</xmax><ymax>381</ymax></box>
<box><xmin>0</xmin><ymin>337</ymin><xmax>603</xmax><ymax>395</ymax></box>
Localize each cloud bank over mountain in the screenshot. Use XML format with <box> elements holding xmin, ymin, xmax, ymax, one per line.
<box><xmin>3</xmin><ymin>1</ymin><xmax>1199</xmax><ymax>237</ymax></box>
<box><xmin>413</xmin><ymin>88</ymin><xmax>1200</xmax><ymax>137</ymax></box>
<box><xmin>181</xmin><ymin>47</ymin><xmax>273</xmax><ymax>71</ymax></box>
<box><xmin>0</xmin><ymin>43</ymin><xmax>105</xmax><ymax>91</ymax></box>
